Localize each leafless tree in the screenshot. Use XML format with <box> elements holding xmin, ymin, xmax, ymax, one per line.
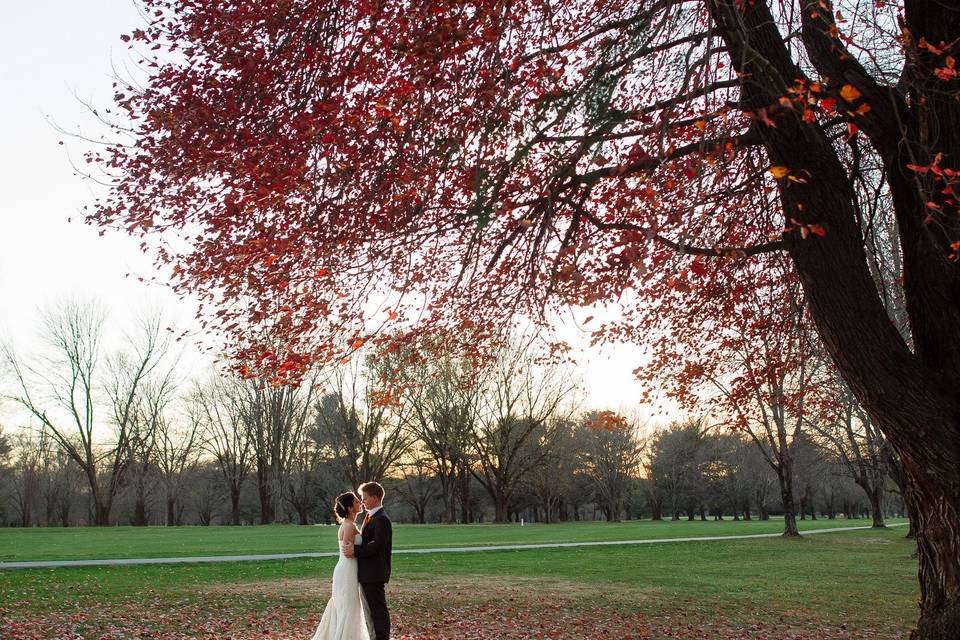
<box><xmin>126</xmin><ymin>394</ymin><xmax>159</xmax><ymax>526</ymax></box>
<box><xmin>241</xmin><ymin>376</ymin><xmax>316</xmax><ymax>524</ymax></box>
<box><xmin>527</xmin><ymin>418</ymin><xmax>581</xmax><ymax>523</ymax></box>
<box><xmin>580</xmin><ymin>413</ymin><xmax>646</xmax><ymax>522</ymax></box>
<box><xmin>312</xmin><ymin>357</ymin><xmax>411</xmax><ymax>489</ymax></box>
<box><xmin>156</xmin><ymin>399</ymin><xmax>199</xmax><ymax>527</ymax></box>
<box><xmin>192</xmin><ymin>373</ymin><xmax>252</xmax><ymax>525</ymax></box>
<box><xmin>187</xmin><ymin>462</ymin><xmax>222</xmax><ymax>526</ymax></box>
<box><xmin>285</xmin><ymin>423</ymin><xmax>324</xmax><ymax>525</ymax></box>
<box><xmin>42</xmin><ymin>447</ymin><xmax>80</xmax><ymax>527</ymax></box>
<box><xmin>393</xmin><ymin>344</ymin><xmax>479</xmax><ymax>523</ymax></box>
<box><xmin>717</xmin><ymin>350</ymin><xmax>821</xmax><ymax>536</ymax></box>
<box><xmin>392</xmin><ymin>452</ymin><xmax>440</xmax><ymax>524</ymax></box>
<box><xmin>3</xmin><ymin>302</ymin><xmax>174</xmax><ymax>526</ymax></box>
<box><xmin>9</xmin><ymin>429</ymin><xmax>48</xmax><ymax>527</ymax></box>
<box><xmin>471</xmin><ymin>342</ymin><xmax>579</xmax><ymax>523</ymax></box>
<box><xmin>648</xmin><ymin>419</ymin><xmax>709</xmax><ymax>521</ymax></box>
<box><xmin>808</xmin><ymin>382</ymin><xmax>891</xmax><ymax>528</ymax></box>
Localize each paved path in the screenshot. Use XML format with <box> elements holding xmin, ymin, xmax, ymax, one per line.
<box><xmin>0</xmin><ymin>523</ymin><xmax>907</xmax><ymax>570</ymax></box>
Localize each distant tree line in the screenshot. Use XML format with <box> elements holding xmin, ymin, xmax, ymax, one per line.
<box><xmin>0</xmin><ymin>303</ymin><xmax>906</xmax><ymax>529</ymax></box>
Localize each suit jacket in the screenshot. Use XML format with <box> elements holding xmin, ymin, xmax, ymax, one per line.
<box><xmin>355</xmin><ymin>508</ymin><xmax>392</xmax><ymax>584</ymax></box>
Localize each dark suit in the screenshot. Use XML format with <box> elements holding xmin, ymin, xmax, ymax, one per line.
<box><xmin>355</xmin><ymin>508</ymin><xmax>392</xmax><ymax>640</ymax></box>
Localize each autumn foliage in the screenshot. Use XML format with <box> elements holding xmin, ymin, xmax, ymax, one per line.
<box><xmin>90</xmin><ymin>0</ymin><xmax>818</xmax><ymax>375</ymax></box>
<box><xmin>89</xmin><ymin>0</ymin><xmax>960</xmax><ymax>636</ymax></box>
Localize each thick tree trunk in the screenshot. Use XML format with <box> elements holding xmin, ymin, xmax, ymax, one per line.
<box><xmin>867</xmin><ymin>486</ymin><xmax>886</xmax><ymax>528</ymax></box>
<box><xmin>650</xmin><ymin>497</ymin><xmax>663</xmax><ymax>521</ymax></box>
<box><xmin>257</xmin><ymin>476</ymin><xmax>274</xmax><ymax>524</ymax></box>
<box><xmin>493</xmin><ymin>493</ymin><xmax>508</xmax><ymax>524</ymax></box>
<box><xmin>459</xmin><ymin>465</ymin><xmax>471</xmax><ymax>523</ymax></box>
<box><xmin>230</xmin><ymin>488</ymin><xmax>241</xmax><ymax>526</ymax></box>
<box><xmin>907</xmin><ymin>465</ymin><xmax>960</xmax><ymax>640</ymax></box>
<box><xmin>94</xmin><ymin>500</ymin><xmax>111</xmax><ymax>527</ymax></box>
<box><xmin>777</xmin><ymin>471</ymin><xmax>800</xmax><ymax>537</ymax></box>
<box><xmin>709</xmin><ymin>0</ymin><xmax>960</xmax><ymax>633</ymax></box>
<box><xmin>133</xmin><ymin>499</ymin><xmax>148</xmax><ymax>527</ymax></box>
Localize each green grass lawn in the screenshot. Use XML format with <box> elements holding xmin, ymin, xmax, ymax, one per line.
<box><xmin>0</xmin><ymin>525</ymin><xmax>918</xmax><ymax>639</ymax></box>
<box><xmin>0</xmin><ymin>516</ymin><xmax>906</xmax><ymax>561</ymax></box>
<box><xmin>0</xmin><ymin>521</ymin><xmax>918</xmax><ymax>639</ymax></box>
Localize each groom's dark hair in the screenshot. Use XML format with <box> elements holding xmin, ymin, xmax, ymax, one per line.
<box><xmin>359</xmin><ymin>481</ymin><xmax>385</xmax><ymax>500</ymax></box>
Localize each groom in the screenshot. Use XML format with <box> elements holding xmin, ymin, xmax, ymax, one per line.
<box><xmin>349</xmin><ymin>481</ymin><xmax>393</xmax><ymax>640</ymax></box>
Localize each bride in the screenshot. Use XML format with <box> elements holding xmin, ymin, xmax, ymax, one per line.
<box><xmin>311</xmin><ymin>492</ymin><xmax>370</xmax><ymax>640</ymax></box>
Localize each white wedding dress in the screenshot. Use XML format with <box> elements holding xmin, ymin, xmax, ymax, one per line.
<box><xmin>311</xmin><ymin>522</ymin><xmax>371</xmax><ymax>640</ymax></box>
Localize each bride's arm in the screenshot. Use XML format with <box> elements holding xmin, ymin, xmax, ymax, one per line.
<box><xmin>339</xmin><ymin>521</ymin><xmax>355</xmax><ymax>555</ymax></box>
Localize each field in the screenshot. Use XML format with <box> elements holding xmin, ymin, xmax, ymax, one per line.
<box><xmin>0</xmin><ymin>519</ymin><xmax>917</xmax><ymax>639</ymax></box>
<box><xmin>0</xmin><ymin>517</ymin><xmax>898</xmax><ymax>561</ymax></box>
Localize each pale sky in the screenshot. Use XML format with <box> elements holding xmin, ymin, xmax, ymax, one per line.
<box><xmin>0</xmin><ymin>1</ymin><xmax>668</xmax><ymax>431</ymax></box>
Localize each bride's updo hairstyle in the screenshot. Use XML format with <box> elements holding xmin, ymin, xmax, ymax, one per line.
<box><xmin>334</xmin><ymin>492</ymin><xmax>359</xmax><ymax>523</ymax></box>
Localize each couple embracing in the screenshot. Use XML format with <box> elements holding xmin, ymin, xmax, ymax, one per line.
<box><xmin>311</xmin><ymin>482</ymin><xmax>393</xmax><ymax>640</ymax></box>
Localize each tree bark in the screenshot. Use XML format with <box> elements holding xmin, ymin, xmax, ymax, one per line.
<box><xmin>133</xmin><ymin>499</ymin><xmax>148</xmax><ymax>527</ymax></box>
<box><xmin>493</xmin><ymin>493</ymin><xmax>508</xmax><ymax>524</ymax></box>
<box><xmin>780</xmin><ymin>480</ymin><xmax>800</xmax><ymax>538</ymax></box>
<box><xmin>868</xmin><ymin>486</ymin><xmax>886</xmax><ymax>528</ymax></box>
<box><xmin>257</xmin><ymin>473</ymin><xmax>274</xmax><ymax>524</ymax></box>
<box><xmin>459</xmin><ymin>464</ymin><xmax>471</xmax><ymax>524</ymax></box>
<box><xmin>707</xmin><ymin>0</ymin><xmax>960</xmax><ymax>632</ymax></box>
<box><xmin>94</xmin><ymin>500</ymin><xmax>111</xmax><ymax>527</ymax></box>
<box><xmin>650</xmin><ymin>497</ymin><xmax>663</xmax><ymax>521</ymax></box>
<box><xmin>230</xmin><ymin>488</ymin><xmax>241</xmax><ymax>526</ymax></box>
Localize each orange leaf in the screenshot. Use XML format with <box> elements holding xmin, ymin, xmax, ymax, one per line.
<box><xmin>840</xmin><ymin>84</ymin><xmax>862</xmax><ymax>102</ymax></box>
<box><xmin>768</xmin><ymin>166</ymin><xmax>789</xmax><ymax>179</ymax></box>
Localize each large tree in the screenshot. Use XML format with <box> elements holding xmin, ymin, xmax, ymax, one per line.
<box><xmin>809</xmin><ymin>380</ymin><xmax>892</xmax><ymax>528</ymax></box>
<box><xmin>383</xmin><ymin>338</ymin><xmax>480</xmax><ymax>523</ymax></box>
<box><xmin>580</xmin><ymin>411</ymin><xmax>645</xmax><ymax>522</ymax></box>
<box><xmin>312</xmin><ymin>357</ymin><xmax>411</xmax><ymax>488</ymax></box>
<box><xmin>470</xmin><ymin>342</ymin><xmax>578</xmax><ymax>523</ymax></box>
<box><xmin>192</xmin><ymin>373</ymin><xmax>253</xmax><ymax>525</ymax></box>
<box><xmin>92</xmin><ymin>1</ymin><xmax>960</xmax><ymax>634</ymax></box>
<box><xmin>3</xmin><ymin>303</ymin><xmax>173</xmax><ymax>526</ymax></box>
<box><xmin>240</xmin><ymin>377</ymin><xmax>315</xmax><ymax>524</ymax></box>
<box><xmin>648</xmin><ymin>419</ymin><xmax>708</xmax><ymax>521</ymax></box>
